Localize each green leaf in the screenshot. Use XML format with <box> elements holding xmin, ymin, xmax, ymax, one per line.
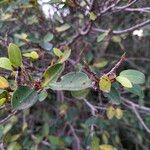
<box><xmin>89</xmin><ymin>12</ymin><xmax>97</xmax><ymax>21</ymax></box>
<box><xmin>55</xmin><ymin>24</ymin><xmax>70</xmax><ymax>32</ymax></box>
<box><xmin>91</xmin><ymin>136</ymin><xmax>100</xmax><ymax>150</ymax></box>
<box><xmin>42</xmin><ymin>63</ymin><xmax>64</xmax><ymax>87</ymax></box>
<box><xmin>106</xmin><ymin>106</ymin><xmax>115</xmax><ymax>119</ymax></box>
<box><xmin>49</xmin><ymin>136</ymin><xmax>65</xmax><ymax>146</ymax></box>
<box><xmin>0</xmin><ymin>57</ymin><xmax>13</xmax><ymax>71</ymax></box>
<box><xmin>40</xmin><ymin>42</ymin><xmax>53</xmax><ymax>51</ymax></box>
<box><xmin>49</xmin><ymin>72</ymin><xmax>92</xmax><ymax>91</ymax></box>
<box><xmin>53</xmin><ymin>48</ymin><xmax>63</xmax><ymax>57</ymax></box>
<box><xmin>8</xmin><ymin>43</ymin><xmax>22</xmax><ymax>67</ymax></box>
<box><xmin>99</xmin><ymin>75</ymin><xmax>111</xmax><ymax>93</ymax></box>
<box><xmin>38</xmin><ymin>90</ymin><xmax>48</xmax><ymax>102</ymax></box>
<box><xmin>71</xmin><ymin>89</ymin><xmax>89</xmax><ymax>99</ymax></box>
<box><xmin>23</xmin><ymin>51</ymin><xmax>39</xmax><ymax>60</ymax></box>
<box><xmin>58</xmin><ymin>48</ymin><xmax>71</xmax><ymax>63</ymax></box>
<box><xmin>11</xmin><ymin>86</ymin><xmax>38</xmax><ymax>110</ymax></box>
<box><xmin>104</xmin><ymin>86</ymin><xmax>121</xmax><ymax>105</ymax></box>
<box><xmin>44</xmin><ymin>33</ymin><xmax>54</xmax><ymax>42</ymax></box>
<box><xmin>116</xmin><ymin>76</ymin><xmax>132</xmax><ymax>88</ymax></box>
<box><xmin>126</xmin><ymin>84</ymin><xmax>144</xmax><ymax>99</ymax></box>
<box><xmin>97</xmin><ymin>32</ymin><xmax>108</xmax><ymax>43</ymax></box>
<box><xmin>119</xmin><ymin>69</ymin><xmax>145</xmax><ymax>84</ymax></box>
<box><xmin>0</xmin><ymin>98</ymin><xmax>7</xmax><ymax>106</ymax></box>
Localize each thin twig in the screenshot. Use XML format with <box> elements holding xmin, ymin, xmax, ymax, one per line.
<box><xmin>0</xmin><ymin>110</ymin><xmax>18</xmax><ymax>125</ymax></box>
<box><xmin>106</xmin><ymin>53</ymin><xmax>126</xmax><ymax>76</ymax></box>
<box><xmin>68</xmin><ymin>123</ymin><xmax>81</xmax><ymax>150</ymax></box>
<box><xmin>83</xmin><ymin>99</ymin><xmax>98</xmax><ymax>116</ymax></box>
<box><xmin>132</xmin><ymin>104</ymin><xmax>150</xmax><ymax>134</ymax></box>
<box><xmin>115</xmin><ymin>0</ymin><xmax>139</xmax><ymax>10</ymax></box>
<box><xmin>92</xmin><ymin>19</ymin><xmax>150</xmax><ymax>35</ymax></box>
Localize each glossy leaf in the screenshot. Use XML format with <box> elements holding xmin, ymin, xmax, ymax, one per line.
<box><xmin>49</xmin><ymin>72</ymin><xmax>92</xmax><ymax>91</ymax></box>
<box><xmin>11</xmin><ymin>86</ymin><xmax>38</xmax><ymax>110</ymax></box>
<box><xmin>8</xmin><ymin>43</ymin><xmax>22</xmax><ymax>67</ymax></box>
<box><xmin>116</xmin><ymin>76</ymin><xmax>132</xmax><ymax>88</ymax></box>
<box><xmin>120</xmin><ymin>69</ymin><xmax>145</xmax><ymax>84</ymax></box>
<box><xmin>99</xmin><ymin>75</ymin><xmax>111</xmax><ymax>93</ymax></box>
<box><xmin>0</xmin><ymin>57</ymin><xmax>13</xmax><ymax>71</ymax></box>
<box><xmin>42</xmin><ymin>63</ymin><xmax>64</xmax><ymax>87</ymax></box>
<box><xmin>0</xmin><ymin>76</ymin><xmax>9</xmax><ymax>89</ymax></box>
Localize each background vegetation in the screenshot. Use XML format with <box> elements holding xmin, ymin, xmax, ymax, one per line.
<box><xmin>0</xmin><ymin>0</ymin><xmax>150</xmax><ymax>150</ymax></box>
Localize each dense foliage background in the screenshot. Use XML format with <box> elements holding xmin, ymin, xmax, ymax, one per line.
<box><xmin>0</xmin><ymin>0</ymin><xmax>150</xmax><ymax>150</ymax></box>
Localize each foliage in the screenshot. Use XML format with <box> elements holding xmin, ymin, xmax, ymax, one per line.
<box><xmin>0</xmin><ymin>0</ymin><xmax>150</xmax><ymax>150</ymax></box>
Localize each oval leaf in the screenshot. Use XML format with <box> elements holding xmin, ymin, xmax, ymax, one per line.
<box><xmin>0</xmin><ymin>76</ymin><xmax>9</xmax><ymax>89</ymax></box>
<box><xmin>71</xmin><ymin>89</ymin><xmax>89</xmax><ymax>99</ymax></box>
<box><xmin>120</xmin><ymin>69</ymin><xmax>145</xmax><ymax>84</ymax></box>
<box><xmin>53</xmin><ymin>48</ymin><xmax>63</xmax><ymax>57</ymax></box>
<box><xmin>49</xmin><ymin>72</ymin><xmax>92</xmax><ymax>91</ymax></box>
<box><xmin>99</xmin><ymin>75</ymin><xmax>111</xmax><ymax>93</ymax></box>
<box><xmin>0</xmin><ymin>98</ymin><xmax>7</xmax><ymax>106</ymax></box>
<box><xmin>99</xmin><ymin>144</ymin><xmax>116</xmax><ymax>150</ymax></box>
<box><xmin>115</xmin><ymin>108</ymin><xmax>123</xmax><ymax>119</ymax></box>
<box><xmin>116</xmin><ymin>76</ymin><xmax>132</xmax><ymax>88</ymax></box>
<box><xmin>106</xmin><ymin>106</ymin><xmax>115</xmax><ymax>119</ymax></box>
<box><xmin>0</xmin><ymin>57</ymin><xmax>13</xmax><ymax>71</ymax></box>
<box><xmin>11</xmin><ymin>86</ymin><xmax>38</xmax><ymax>110</ymax></box>
<box><xmin>42</xmin><ymin>63</ymin><xmax>64</xmax><ymax>87</ymax></box>
<box><xmin>23</xmin><ymin>51</ymin><xmax>39</xmax><ymax>60</ymax></box>
<box><xmin>8</xmin><ymin>43</ymin><xmax>22</xmax><ymax>67</ymax></box>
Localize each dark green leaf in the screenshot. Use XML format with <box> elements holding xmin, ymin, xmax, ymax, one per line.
<box><xmin>104</xmin><ymin>86</ymin><xmax>121</xmax><ymax>105</ymax></box>
<box><xmin>11</xmin><ymin>86</ymin><xmax>38</xmax><ymax>110</ymax></box>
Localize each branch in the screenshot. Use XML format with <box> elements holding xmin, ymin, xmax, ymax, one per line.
<box><xmin>115</xmin><ymin>0</ymin><xmax>139</xmax><ymax>10</ymax></box>
<box><xmin>92</xmin><ymin>19</ymin><xmax>150</xmax><ymax>35</ymax></box>
<box><xmin>68</xmin><ymin>123</ymin><xmax>81</xmax><ymax>150</ymax></box>
<box><xmin>123</xmin><ymin>7</ymin><xmax>150</xmax><ymax>13</ymax></box>
<box><xmin>106</xmin><ymin>53</ymin><xmax>126</xmax><ymax>76</ymax></box>
<box><xmin>0</xmin><ymin>110</ymin><xmax>18</xmax><ymax>125</ymax></box>
<box><xmin>132</xmin><ymin>104</ymin><xmax>150</xmax><ymax>134</ymax></box>
<box><xmin>122</xmin><ymin>97</ymin><xmax>150</xmax><ymax>113</ymax></box>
